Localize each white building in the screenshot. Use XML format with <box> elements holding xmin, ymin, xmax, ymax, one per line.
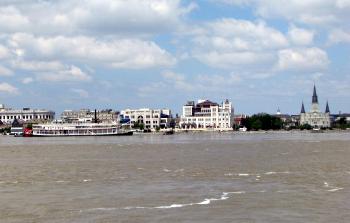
<box><xmin>180</xmin><ymin>99</ymin><xmax>234</xmax><ymax>130</ymax></box>
<box><xmin>0</xmin><ymin>104</ymin><xmax>55</xmax><ymax>124</ymax></box>
<box><xmin>300</xmin><ymin>85</ymin><xmax>331</xmax><ymax>128</ymax></box>
<box><xmin>120</xmin><ymin>108</ymin><xmax>172</xmax><ymax>129</ymax></box>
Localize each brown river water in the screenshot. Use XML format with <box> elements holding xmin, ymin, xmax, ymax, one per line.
<box><xmin>0</xmin><ymin>132</ymin><xmax>350</xmax><ymax>223</ymax></box>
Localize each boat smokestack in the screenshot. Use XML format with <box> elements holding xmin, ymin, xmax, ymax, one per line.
<box><xmin>94</xmin><ymin>109</ymin><xmax>97</xmax><ymax>123</ymax></box>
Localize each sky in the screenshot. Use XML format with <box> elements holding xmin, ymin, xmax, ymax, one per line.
<box><xmin>0</xmin><ymin>0</ymin><xmax>349</xmax><ymax>116</ymax></box>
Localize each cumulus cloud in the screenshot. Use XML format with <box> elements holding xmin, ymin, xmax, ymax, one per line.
<box><xmin>0</xmin><ymin>65</ymin><xmax>13</xmax><ymax>76</ymax></box>
<box><xmin>192</xmin><ymin>18</ymin><xmax>287</xmax><ymax>70</ymax></box>
<box><xmin>0</xmin><ymin>0</ymin><xmax>194</xmax><ymax>36</ymax></box>
<box><xmin>0</xmin><ymin>82</ymin><xmax>19</xmax><ymax>94</ymax></box>
<box><xmin>9</xmin><ymin>34</ymin><xmax>176</xmax><ymax>69</ymax></box>
<box><xmin>288</xmin><ymin>25</ymin><xmax>315</xmax><ymax>45</ymax></box>
<box><xmin>217</xmin><ymin>0</ymin><xmax>350</xmax><ymax>28</ymax></box>
<box><xmin>35</xmin><ymin>66</ymin><xmax>92</xmax><ymax>82</ymax></box>
<box><xmin>12</xmin><ymin>60</ymin><xmax>66</xmax><ymax>72</ymax></box>
<box><xmin>328</xmin><ymin>29</ymin><xmax>350</xmax><ymax>44</ymax></box>
<box><xmin>71</xmin><ymin>0</ymin><xmax>196</xmax><ymax>35</ymax></box>
<box><xmin>0</xmin><ymin>0</ymin><xmax>182</xmax><ymax>86</ymax></box>
<box><xmin>0</xmin><ymin>45</ymin><xmax>10</xmax><ymax>59</ymax></box>
<box><xmin>276</xmin><ymin>48</ymin><xmax>329</xmax><ymax>72</ymax></box>
<box><xmin>0</xmin><ymin>6</ymin><xmax>30</xmax><ymax>33</ymax></box>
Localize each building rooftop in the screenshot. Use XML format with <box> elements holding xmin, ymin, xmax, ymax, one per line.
<box><xmin>196</xmin><ymin>100</ymin><xmax>219</xmax><ymax>108</ymax></box>
<box><xmin>312</xmin><ymin>84</ymin><xmax>318</xmax><ymax>104</ymax></box>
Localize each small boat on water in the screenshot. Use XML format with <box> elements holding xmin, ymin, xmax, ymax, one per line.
<box><xmin>311</xmin><ymin>127</ymin><xmax>323</xmax><ymax>133</ymax></box>
<box><xmin>238</xmin><ymin>126</ymin><xmax>247</xmax><ymax>132</ymax></box>
<box><xmin>31</xmin><ymin>123</ymin><xmax>133</xmax><ymax>137</ymax></box>
<box><xmin>163</xmin><ymin>129</ymin><xmax>174</xmax><ymax>135</ymax></box>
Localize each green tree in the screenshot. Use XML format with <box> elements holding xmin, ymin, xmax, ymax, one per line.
<box><xmin>241</xmin><ymin>114</ymin><xmax>283</xmax><ymax>131</ymax></box>
<box><xmin>272</xmin><ymin>117</ymin><xmax>283</xmax><ymax>130</ymax></box>
<box><xmin>133</xmin><ymin>122</ymin><xmax>140</xmax><ymax>129</ymax></box>
<box><xmin>300</xmin><ymin>123</ymin><xmax>312</xmax><ymax>130</ymax></box>
<box><xmin>252</xmin><ymin>119</ymin><xmax>262</xmax><ymax>130</ymax></box>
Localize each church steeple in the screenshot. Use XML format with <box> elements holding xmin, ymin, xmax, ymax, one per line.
<box><xmin>312</xmin><ymin>84</ymin><xmax>318</xmax><ymax>104</ymax></box>
<box><xmin>301</xmin><ymin>101</ymin><xmax>305</xmax><ymax>113</ymax></box>
<box><xmin>325</xmin><ymin>101</ymin><xmax>330</xmax><ymax>113</ymax></box>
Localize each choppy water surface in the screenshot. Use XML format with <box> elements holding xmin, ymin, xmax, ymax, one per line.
<box><xmin>1</xmin><ymin>132</ymin><xmax>350</xmax><ymax>222</ymax></box>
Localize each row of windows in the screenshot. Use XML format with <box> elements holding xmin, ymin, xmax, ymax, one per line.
<box><xmin>182</xmin><ymin>123</ymin><xmax>230</xmax><ymax>128</ymax></box>
<box><xmin>124</xmin><ymin>111</ymin><xmax>161</xmax><ymax>115</ymax></box>
<box><xmin>185</xmin><ymin>118</ymin><xmax>229</xmax><ymax>122</ymax></box>
<box><xmin>305</xmin><ymin>121</ymin><xmax>328</xmax><ymax>125</ymax></box>
<box><xmin>125</xmin><ymin>115</ymin><xmax>159</xmax><ymax>119</ymax></box>
<box><xmin>130</xmin><ymin>120</ymin><xmax>167</xmax><ymax>125</ymax></box>
<box><xmin>144</xmin><ymin>121</ymin><xmax>159</xmax><ymax>124</ymax></box>
<box><xmin>0</xmin><ymin>115</ymin><xmax>53</xmax><ymax>120</ymax></box>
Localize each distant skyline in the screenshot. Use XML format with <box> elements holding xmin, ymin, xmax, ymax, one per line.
<box><xmin>0</xmin><ymin>0</ymin><xmax>349</xmax><ymax>115</ymax></box>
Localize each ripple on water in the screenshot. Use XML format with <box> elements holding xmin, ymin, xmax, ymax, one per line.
<box><xmin>84</xmin><ymin>191</ymin><xmax>246</xmax><ymax>212</ymax></box>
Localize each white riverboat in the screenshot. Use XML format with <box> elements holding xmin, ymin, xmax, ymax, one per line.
<box><xmin>32</xmin><ymin>123</ymin><xmax>133</xmax><ymax>137</ymax></box>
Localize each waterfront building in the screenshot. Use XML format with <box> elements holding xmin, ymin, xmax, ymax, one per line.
<box><xmin>334</xmin><ymin>113</ymin><xmax>350</xmax><ymax>123</ymax></box>
<box><xmin>120</xmin><ymin>108</ymin><xmax>172</xmax><ymax>129</ymax></box>
<box><xmin>299</xmin><ymin>85</ymin><xmax>331</xmax><ymax>128</ymax></box>
<box><xmin>61</xmin><ymin>109</ymin><xmax>118</xmax><ymax>123</ymax></box>
<box><xmin>273</xmin><ymin>108</ymin><xmax>298</xmax><ymax>128</ymax></box>
<box><xmin>0</xmin><ymin>104</ymin><xmax>55</xmax><ymax>124</ymax></box>
<box><xmin>180</xmin><ymin>99</ymin><xmax>234</xmax><ymax>130</ymax></box>
<box><xmin>233</xmin><ymin>114</ymin><xmax>247</xmax><ymax>127</ymax></box>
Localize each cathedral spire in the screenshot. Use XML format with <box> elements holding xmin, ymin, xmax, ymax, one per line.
<box><xmin>325</xmin><ymin>101</ymin><xmax>330</xmax><ymax>113</ymax></box>
<box><xmin>312</xmin><ymin>84</ymin><xmax>318</xmax><ymax>104</ymax></box>
<box><xmin>301</xmin><ymin>101</ymin><xmax>305</xmax><ymax>113</ymax></box>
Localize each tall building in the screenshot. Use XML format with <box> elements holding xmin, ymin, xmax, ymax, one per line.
<box><xmin>0</xmin><ymin>104</ymin><xmax>55</xmax><ymax>124</ymax></box>
<box><xmin>180</xmin><ymin>99</ymin><xmax>234</xmax><ymax>130</ymax></box>
<box><xmin>120</xmin><ymin>108</ymin><xmax>172</xmax><ymax>129</ymax></box>
<box><xmin>299</xmin><ymin>85</ymin><xmax>331</xmax><ymax>128</ymax></box>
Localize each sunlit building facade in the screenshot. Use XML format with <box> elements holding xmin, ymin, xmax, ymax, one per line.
<box><xmin>300</xmin><ymin>85</ymin><xmax>331</xmax><ymax>128</ymax></box>
<box><xmin>180</xmin><ymin>99</ymin><xmax>234</xmax><ymax>130</ymax></box>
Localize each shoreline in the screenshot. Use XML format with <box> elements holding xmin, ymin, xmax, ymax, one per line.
<box><xmin>1</xmin><ymin>128</ymin><xmax>349</xmax><ymax>137</ymax></box>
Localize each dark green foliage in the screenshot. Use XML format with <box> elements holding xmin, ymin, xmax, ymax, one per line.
<box><xmin>299</xmin><ymin>123</ymin><xmax>312</xmax><ymax>130</ymax></box>
<box><xmin>334</xmin><ymin>117</ymin><xmax>350</xmax><ymax>130</ymax></box>
<box><xmin>241</xmin><ymin>113</ymin><xmax>283</xmax><ymax>131</ymax></box>
<box><xmin>133</xmin><ymin>122</ymin><xmax>144</xmax><ymax>130</ymax></box>
<box><xmin>139</xmin><ymin>123</ymin><xmax>144</xmax><ymax>130</ymax></box>
<box><xmin>251</xmin><ymin>119</ymin><xmax>262</xmax><ymax>130</ymax></box>
<box><xmin>0</xmin><ymin>127</ymin><xmax>11</xmax><ymax>134</ymax></box>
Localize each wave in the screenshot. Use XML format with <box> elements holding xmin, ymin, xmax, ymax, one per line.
<box><xmin>85</xmin><ymin>191</ymin><xmax>245</xmax><ymax>212</ymax></box>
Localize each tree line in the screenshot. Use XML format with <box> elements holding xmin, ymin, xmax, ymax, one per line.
<box><xmin>240</xmin><ymin>113</ymin><xmax>283</xmax><ymax>131</ymax></box>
